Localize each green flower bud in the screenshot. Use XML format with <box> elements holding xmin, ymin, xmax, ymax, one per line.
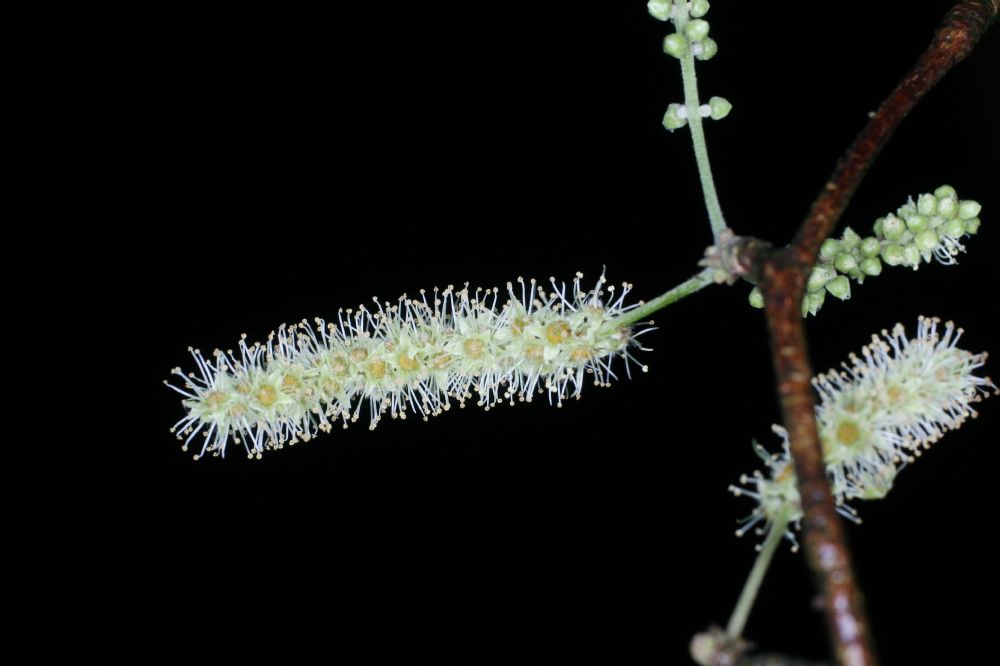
<box><xmin>965</xmin><ymin>218</ymin><xmax>981</xmax><ymax>235</ymax></box>
<box><xmin>928</xmin><ymin>215</ymin><xmax>945</xmax><ymax>229</ymax></box>
<box><xmin>820</xmin><ymin>238</ymin><xmax>842</xmax><ymax>261</ymax></box>
<box><xmin>860</xmin><ymin>256</ymin><xmax>882</xmax><ymax>276</ymax></box>
<box><xmin>917</xmin><ymin>193</ymin><xmax>938</xmax><ymax>216</ymax></box>
<box><xmin>882</xmin><ymin>244</ymin><xmax>906</xmax><ymax>266</ymax></box>
<box><xmin>944</xmin><ymin>218</ymin><xmax>966</xmax><ymax>238</ymax></box>
<box><xmin>934</xmin><ymin>185</ymin><xmax>957</xmax><ymax>200</ymax></box>
<box><xmin>662</xmin><ymin>103</ymin><xmax>687</xmax><ymax>131</ymax></box>
<box><xmin>859</xmin><ymin>237</ymin><xmax>880</xmax><ymax>258</ymax></box>
<box><xmin>807</xmin><ymin>265</ymin><xmax>837</xmax><ymax>292</ymax></box>
<box><xmin>709</xmin><ymin>96</ymin><xmax>732</xmax><ymax>120</ymax></box>
<box><xmin>841</xmin><ymin>227</ymin><xmax>861</xmax><ymax>249</ymax></box>
<box><xmin>749</xmin><ymin>286</ymin><xmax>764</xmax><ymax>308</ymax></box>
<box><xmin>684</xmin><ymin>19</ymin><xmax>710</xmax><ymax>43</ymax></box>
<box><xmin>937</xmin><ymin>196</ymin><xmax>958</xmax><ymax>219</ymax></box>
<box><xmin>902</xmin><ymin>245</ymin><xmax>921</xmax><ymax>267</ymax></box>
<box><xmin>663</xmin><ymin>33</ymin><xmax>689</xmax><ymax>58</ymax></box>
<box><xmin>905</xmin><ymin>214</ymin><xmax>928</xmax><ymax>234</ymax></box>
<box><xmin>825</xmin><ymin>275</ymin><xmax>851</xmax><ymax>300</ymax></box>
<box><xmin>647</xmin><ymin>1</ymin><xmax>672</xmax><ymax>21</ymax></box>
<box><xmin>834</xmin><ymin>252</ymin><xmax>858</xmax><ymax>273</ymax></box>
<box><xmin>958</xmin><ymin>200</ymin><xmax>982</xmax><ymax>220</ymax></box>
<box><xmin>695</xmin><ymin>37</ymin><xmax>718</xmax><ymax>60</ymax></box>
<box><xmin>806</xmin><ymin>289</ymin><xmax>827</xmax><ymax>315</ymax></box>
<box><xmin>897</xmin><ymin>201</ymin><xmax>918</xmax><ymax>220</ymax></box>
<box><xmin>915</xmin><ymin>229</ymin><xmax>939</xmax><ymax>253</ymax></box>
<box><xmin>881</xmin><ymin>214</ymin><xmax>906</xmax><ymax>241</ymax></box>
<box><xmin>691</xmin><ymin>0</ymin><xmax>711</xmax><ymax>18</ymax></box>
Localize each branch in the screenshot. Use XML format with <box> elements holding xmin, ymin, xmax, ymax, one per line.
<box><xmin>747</xmin><ymin>3</ymin><xmax>998</xmax><ymax>665</ymax></box>
<box><xmin>790</xmin><ymin>0</ymin><xmax>999</xmax><ymax>268</ymax></box>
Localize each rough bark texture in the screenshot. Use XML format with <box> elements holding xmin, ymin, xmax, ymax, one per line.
<box><xmin>741</xmin><ymin>3</ymin><xmax>997</xmax><ymax>665</ymax></box>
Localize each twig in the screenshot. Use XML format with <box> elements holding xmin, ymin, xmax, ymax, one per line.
<box><xmin>746</xmin><ymin>3</ymin><xmax>998</xmax><ymax>665</ymax></box>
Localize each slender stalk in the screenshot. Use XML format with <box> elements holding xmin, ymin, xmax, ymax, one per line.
<box><xmin>679</xmin><ymin>51</ymin><xmax>726</xmax><ymax>241</ymax></box>
<box><xmin>727</xmin><ymin>513</ymin><xmax>790</xmax><ymax>640</ymax></box>
<box><xmin>610</xmin><ymin>268</ymin><xmax>714</xmax><ymax>328</ymax></box>
<box><xmin>671</xmin><ymin>6</ymin><xmax>725</xmax><ymax>240</ymax></box>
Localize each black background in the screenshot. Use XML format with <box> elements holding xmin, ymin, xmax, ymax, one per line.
<box><xmin>83</xmin><ymin>2</ymin><xmax>998</xmax><ymax>663</ymax></box>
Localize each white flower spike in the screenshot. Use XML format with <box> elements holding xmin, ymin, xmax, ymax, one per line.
<box><xmin>732</xmin><ymin>317</ymin><xmax>995</xmax><ymax>546</ymax></box>
<box><xmin>166</xmin><ymin>272</ymin><xmax>652</xmax><ymax>460</ymax></box>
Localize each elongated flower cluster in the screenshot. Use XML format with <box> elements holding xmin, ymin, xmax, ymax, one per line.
<box><xmin>166</xmin><ymin>273</ymin><xmax>650</xmax><ymax>459</ymax></box>
<box><xmin>732</xmin><ymin>317</ymin><xmax>995</xmax><ymax>548</ymax></box>
<box><xmin>749</xmin><ymin>186</ymin><xmax>983</xmax><ymax>315</ymax></box>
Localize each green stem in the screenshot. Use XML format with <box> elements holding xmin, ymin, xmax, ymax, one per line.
<box><xmin>609</xmin><ymin>268</ymin><xmax>714</xmax><ymax>328</ymax></box>
<box><xmin>726</xmin><ymin>513</ymin><xmax>790</xmax><ymax>640</ymax></box>
<box><xmin>674</xmin><ymin>12</ymin><xmax>726</xmax><ymax>241</ymax></box>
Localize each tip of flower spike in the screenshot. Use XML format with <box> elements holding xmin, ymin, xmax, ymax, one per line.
<box><xmin>782</xmin><ymin>187</ymin><xmax>983</xmax><ymax>317</ymax></box>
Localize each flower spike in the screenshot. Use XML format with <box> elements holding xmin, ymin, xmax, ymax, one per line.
<box><xmin>166</xmin><ymin>273</ymin><xmax>650</xmax><ymax>460</ymax></box>
<box><xmin>732</xmin><ymin>317</ymin><xmax>995</xmax><ymax>546</ymax></box>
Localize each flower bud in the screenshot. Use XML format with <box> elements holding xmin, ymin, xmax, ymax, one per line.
<box><xmin>904</xmin><ymin>214</ymin><xmax>928</xmax><ymax>233</ymax></box>
<box><xmin>662</xmin><ymin>103</ymin><xmax>687</xmax><ymax>131</ymax></box>
<box><xmin>859</xmin><ymin>237</ymin><xmax>880</xmax><ymax>258</ymax></box>
<box><xmin>937</xmin><ymin>196</ymin><xmax>958</xmax><ymax>219</ymax></box>
<box><xmin>708</xmin><ymin>96</ymin><xmax>732</xmax><ymax>120</ymax></box>
<box><xmin>691</xmin><ymin>0</ymin><xmax>711</xmax><ymax>18</ymax></box>
<box><xmin>917</xmin><ymin>193</ymin><xmax>938</xmax><ymax>216</ymax></box>
<box><xmin>882</xmin><ymin>244</ymin><xmax>906</xmax><ymax>266</ymax></box>
<box><xmin>841</xmin><ymin>227</ymin><xmax>861</xmax><ymax>249</ymax></box>
<box><xmin>943</xmin><ymin>218</ymin><xmax>966</xmax><ymax>238</ymax></box>
<box><xmin>647</xmin><ymin>1</ymin><xmax>672</xmax><ymax>21</ymax></box>
<box><xmin>958</xmin><ymin>200</ymin><xmax>982</xmax><ymax>220</ymax></box>
<box><xmin>934</xmin><ymin>185</ymin><xmax>957</xmax><ymax>200</ymax></box>
<box><xmin>749</xmin><ymin>286</ymin><xmax>764</xmax><ymax>308</ymax></box>
<box><xmin>881</xmin><ymin>214</ymin><xmax>906</xmax><ymax>240</ymax></box>
<box><xmin>684</xmin><ymin>19</ymin><xmax>710</xmax><ymax>43</ymax></box>
<box><xmin>859</xmin><ymin>256</ymin><xmax>882</xmax><ymax>276</ymax></box>
<box><xmin>825</xmin><ymin>275</ymin><xmax>851</xmax><ymax>300</ymax></box>
<box><xmin>695</xmin><ymin>37</ymin><xmax>718</xmax><ymax>60</ymax></box>
<box><xmin>915</xmin><ymin>230</ymin><xmax>939</xmax><ymax>253</ymax></box>
<box><xmin>820</xmin><ymin>238</ymin><xmax>842</xmax><ymax>261</ymax></box>
<box><xmin>663</xmin><ymin>33</ymin><xmax>689</xmax><ymax>58</ymax></box>
<box><xmin>806</xmin><ymin>289</ymin><xmax>827</xmax><ymax>315</ymax></box>
<box><xmin>834</xmin><ymin>252</ymin><xmax>858</xmax><ymax>273</ymax></box>
<box><xmin>807</xmin><ymin>265</ymin><xmax>837</xmax><ymax>292</ymax></box>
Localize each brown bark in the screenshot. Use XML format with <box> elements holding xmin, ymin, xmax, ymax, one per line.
<box><xmin>742</xmin><ymin>3</ymin><xmax>998</xmax><ymax>665</ymax></box>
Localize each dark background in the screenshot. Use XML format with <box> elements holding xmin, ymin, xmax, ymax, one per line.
<box><xmin>82</xmin><ymin>2</ymin><xmax>998</xmax><ymax>663</ymax></box>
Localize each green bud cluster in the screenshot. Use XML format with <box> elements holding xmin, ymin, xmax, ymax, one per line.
<box><xmin>749</xmin><ymin>186</ymin><xmax>982</xmax><ymax>316</ymax></box>
<box><xmin>654</xmin><ymin>2</ymin><xmax>728</xmax><ymax>133</ymax></box>
<box><xmin>661</xmin><ymin>96</ymin><xmax>732</xmax><ymax>132</ymax></box>
<box><xmin>652</xmin><ymin>1</ymin><xmax>718</xmax><ymax>62</ymax></box>
<box><xmin>647</xmin><ymin>1</ymin><xmax>710</xmax><ymax>22</ymax></box>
